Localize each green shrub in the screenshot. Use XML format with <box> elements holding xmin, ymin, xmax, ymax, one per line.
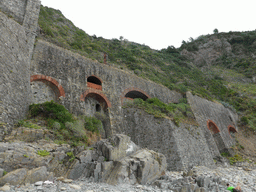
<box><xmin>37</xmin><ymin>150</ymin><xmax>50</xmax><ymax>157</ymax></box>
<box><xmin>84</xmin><ymin>116</ymin><xmax>102</xmax><ymax>133</ymax></box>
<box><xmin>3</xmin><ymin>171</ymin><xmax>7</xmax><ymax>176</ymax></box>
<box><xmin>52</xmin><ymin>122</ymin><xmax>61</xmax><ymax>130</ymax></box>
<box><xmin>18</xmin><ymin>120</ymin><xmax>41</xmax><ymax>129</ymax></box>
<box><xmin>67</xmin><ymin>151</ymin><xmax>75</xmax><ymax>162</ymax></box>
<box><xmin>124</xmin><ymin>98</ymin><xmax>193</xmax><ymax>126</ymax></box>
<box><xmin>29</xmin><ymin>101</ymin><xmax>74</xmax><ymax>129</ymax></box>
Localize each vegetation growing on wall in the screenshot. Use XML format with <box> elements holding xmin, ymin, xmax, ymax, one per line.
<box><xmin>27</xmin><ymin>101</ymin><xmax>102</xmax><ymax>146</ymax></box>
<box><xmin>123</xmin><ymin>98</ymin><xmax>195</xmax><ymax>126</ymax></box>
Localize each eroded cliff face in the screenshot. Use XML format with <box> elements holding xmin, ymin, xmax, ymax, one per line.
<box><xmin>180</xmin><ymin>33</ymin><xmax>256</xmax><ymax>84</ymax></box>
<box><xmin>181</xmin><ymin>37</ymin><xmax>232</xmax><ymax>68</ymax></box>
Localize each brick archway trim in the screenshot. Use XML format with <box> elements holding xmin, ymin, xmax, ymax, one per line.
<box><xmin>120</xmin><ymin>87</ymin><xmax>151</xmax><ymax>104</ymax></box>
<box><xmin>207</xmin><ymin>120</ymin><xmax>220</xmax><ymax>134</ymax></box>
<box><xmin>228</xmin><ymin>125</ymin><xmax>238</xmax><ymax>135</ymax></box>
<box><xmin>30</xmin><ymin>74</ymin><xmax>65</xmax><ymax>97</ymax></box>
<box><xmin>80</xmin><ymin>89</ymin><xmax>111</xmax><ymax>108</ymax></box>
<box><xmin>86</xmin><ymin>75</ymin><xmax>103</xmax><ymax>84</ymax></box>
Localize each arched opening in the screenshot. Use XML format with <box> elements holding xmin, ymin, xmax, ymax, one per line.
<box><xmin>121</xmin><ymin>88</ymin><xmax>150</xmax><ymax>104</ymax></box>
<box><xmin>207</xmin><ymin>121</ymin><xmax>220</xmax><ymax>134</ymax></box>
<box><xmin>30</xmin><ymin>75</ymin><xmax>65</xmax><ymax>104</ymax></box>
<box><xmin>80</xmin><ymin>90</ymin><xmax>111</xmax><ymax>138</ymax></box>
<box><xmin>228</xmin><ymin>125</ymin><xmax>237</xmax><ymax>138</ymax></box>
<box><xmin>125</xmin><ymin>91</ymin><xmax>148</xmax><ymax>101</ymax></box>
<box><xmin>87</xmin><ymin>76</ymin><xmax>102</xmax><ymax>90</ymax></box>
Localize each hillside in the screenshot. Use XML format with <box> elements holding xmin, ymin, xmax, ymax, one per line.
<box><xmin>38</xmin><ymin>5</ymin><xmax>256</xmax><ymax>133</ymax></box>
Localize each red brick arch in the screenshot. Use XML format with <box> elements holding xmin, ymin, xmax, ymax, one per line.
<box><xmin>207</xmin><ymin>120</ymin><xmax>220</xmax><ymax>134</ymax></box>
<box><xmin>120</xmin><ymin>87</ymin><xmax>151</xmax><ymax>104</ymax></box>
<box><xmin>228</xmin><ymin>125</ymin><xmax>237</xmax><ymax>137</ymax></box>
<box><xmin>80</xmin><ymin>89</ymin><xmax>111</xmax><ymax>108</ymax></box>
<box><xmin>30</xmin><ymin>74</ymin><xmax>65</xmax><ymax>97</ymax></box>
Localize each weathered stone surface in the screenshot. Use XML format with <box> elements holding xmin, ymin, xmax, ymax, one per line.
<box><xmin>181</xmin><ymin>37</ymin><xmax>232</xmax><ymax>67</ymax></box>
<box><xmin>96</xmin><ymin>134</ymin><xmax>139</xmax><ymax>161</ymax></box>
<box><xmin>69</xmin><ymin>184</ymin><xmax>81</xmax><ymax>189</ymax></box>
<box><xmin>187</xmin><ymin>92</ymin><xmax>238</xmax><ymax>157</ymax></box>
<box><xmin>0</xmin><ymin>168</ymin><xmax>3</xmax><ymax>178</ymax></box>
<box><xmin>0</xmin><ymin>0</ymin><xmax>28</xmax><ymax>24</ymax></box>
<box><xmin>62</xmin><ymin>179</ymin><xmax>73</xmax><ymax>183</ymax></box>
<box><xmin>0</xmin><ymin>0</ymin><xmax>40</xmax><ymax>140</ymax></box>
<box><xmin>4</xmin><ymin>127</ymin><xmax>55</xmax><ymax>143</ymax></box>
<box><xmin>24</xmin><ymin>166</ymin><xmax>53</xmax><ymax>184</ymax></box>
<box><xmin>122</xmin><ymin>108</ymin><xmax>215</xmax><ymax>171</ymax></box>
<box><xmin>67</xmin><ymin>134</ymin><xmax>166</xmax><ymax>185</ymax></box>
<box><xmin>0</xmin><ymin>184</ymin><xmax>10</xmax><ymax>191</ymax></box>
<box><xmin>105</xmin><ymin>149</ymin><xmax>167</xmax><ymax>185</ymax></box>
<box><xmin>0</xmin><ymin>168</ymin><xmax>28</xmax><ymax>186</ymax></box>
<box><xmin>0</xmin><ymin>141</ymin><xmax>70</xmax><ymax>177</ymax></box>
<box><xmin>66</xmin><ymin>150</ymin><xmax>93</xmax><ymax>180</ymax></box>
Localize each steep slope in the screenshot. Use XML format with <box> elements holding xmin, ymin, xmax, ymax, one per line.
<box><xmin>37</xmin><ymin>5</ymin><xmax>256</xmax><ymax>133</ymax></box>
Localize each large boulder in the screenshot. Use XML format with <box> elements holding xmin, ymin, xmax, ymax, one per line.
<box><xmin>0</xmin><ymin>168</ymin><xmax>28</xmax><ymax>186</ymax></box>
<box><xmin>24</xmin><ymin>166</ymin><xmax>53</xmax><ymax>184</ymax></box>
<box><xmin>95</xmin><ymin>134</ymin><xmax>139</xmax><ymax>161</ymax></box>
<box><xmin>105</xmin><ymin>149</ymin><xmax>167</xmax><ymax>185</ymax></box>
<box><xmin>0</xmin><ymin>167</ymin><xmax>53</xmax><ymax>186</ymax></box>
<box><xmin>67</xmin><ymin>134</ymin><xmax>167</xmax><ymax>185</ymax></box>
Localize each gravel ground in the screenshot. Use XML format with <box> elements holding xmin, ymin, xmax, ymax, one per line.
<box><xmin>1</xmin><ymin>166</ymin><xmax>256</xmax><ymax>192</ymax></box>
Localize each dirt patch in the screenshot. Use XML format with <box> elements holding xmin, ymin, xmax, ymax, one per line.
<box><xmin>234</xmin><ymin>126</ymin><xmax>256</xmax><ymax>163</ymax></box>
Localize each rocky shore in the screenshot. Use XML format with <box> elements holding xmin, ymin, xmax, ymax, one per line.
<box><xmin>1</xmin><ymin>131</ymin><xmax>256</xmax><ymax>192</ymax></box>
<box><xmin>0</xmin><ymin>165</ymin><xmax>256</xmax><ymax>192</ymax></box>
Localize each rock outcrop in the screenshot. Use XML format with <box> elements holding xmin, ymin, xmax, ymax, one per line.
<box><xmin>0</xmin><ymin>166</ymin><xmax>53</xmax><ymax>186</ymax></box>
<box><xmin>0</xmin><ymin>134</ymin><xmax>166</xmax><ymax>186</ymax></box>
<box><xmin>67</xmin><ymin>134</ymin><xmax>167</xmax><ymax>185</ymax></box>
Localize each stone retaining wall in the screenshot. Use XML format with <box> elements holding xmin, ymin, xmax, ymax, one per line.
<box><xmin>0</xmin><ymin>1</ymin><xmax>40</xmax><ymax>140</ymax></box>
<box><xmin>122</xmin><ymin>108</ymin><xmax>215</xmax><ymax>171</ymax></box>
<box><xmin>187</xmin><ymin>92</ymin><xmax>238</xmax><ymax>156</ymax></box>
<box><xmin>30</xmin><ymin>40</ymin><xmax>183</xmax><ymax>136</ymax></box>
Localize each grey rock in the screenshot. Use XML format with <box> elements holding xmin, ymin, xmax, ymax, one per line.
<box><xmin>24</xmin><ymin>166</ymin><xmax>53</xmax><ymax>184</ymax></box>
<box><xmin>0</xmin><ymin>168</ymin><xmax>4</xmax><ymax>178</ymax></box>
<box><xmin>105</xmin><ymin>149</ymin><xmax>167</xmax><ymax>185</ymax></box>
<box><xmin>96</xmin><ymin>134</ymin><xmax>139</xmax><ymax>161</ymax></box>
<box><xmin>0</xmin><ymin>168</ymin><xmax>28</xmax><ymax>186</ymax></box>
<box><xmin>0</xmin><ymin>184</ymin><xmax>10</xmax><ymax>191</ymax></box>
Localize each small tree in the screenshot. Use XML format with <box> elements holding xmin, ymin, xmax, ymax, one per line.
<box><xmin>213</xmin><ymin>28</ymin><xmax>219</xmax><ymax>34</ymax></box>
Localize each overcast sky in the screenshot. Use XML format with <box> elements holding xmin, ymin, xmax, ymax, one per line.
<box><xmin>40</xmin><ymin>0</ymin><xmax>255</xmax><ymax>50</ymax></box>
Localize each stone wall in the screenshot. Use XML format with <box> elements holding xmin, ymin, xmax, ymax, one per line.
<box><xmin>122</xmin><ymin>108</ymin><xmax>215</xmax><ymax>171</ymax></box>
<box><xmin>187</xmin><ymin>92</ymin><xmax>238</xmax><ymax>156</ymax></box>
<box><xmin>30</xmin><ymin>40</ymin><xmax>183</xmax><ymax>136</ymax></box>
<box><xmin>0</xmin><ymin>1</ymin><xmax>40</xmax><ymax>140</ymax></box>
<box><xmin>0</xmin><ymin>12</ymin><xmax>30</xmax><ymax>139</ymax></box>
<box><xmin>0</xmin><ymin>0</ymin><xmax>28</xmax><ymax>24</ymax></box>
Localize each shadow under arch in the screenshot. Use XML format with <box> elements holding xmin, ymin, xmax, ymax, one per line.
<box><xmin>80</xmin><ymin>89</ymin><xmax>112</xmax><ymax>138</ymax></box>
<box><xmin>121</xmin><ymin>87</ymin><xmax>150</xmax><ymax>104</ymax></box>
